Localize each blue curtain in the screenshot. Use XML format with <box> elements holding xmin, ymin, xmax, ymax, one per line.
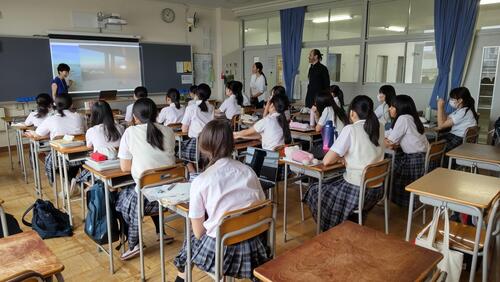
<box><xmin>280</xmin><ymin>7</ymin><xmax>306</xmax><ymax>99</ymax></box>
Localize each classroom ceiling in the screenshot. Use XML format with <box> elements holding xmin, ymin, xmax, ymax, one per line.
<box><xmin>163</xmin><ymin>0</ymin><xmax>275</xmax><ymax>8</ymax></box>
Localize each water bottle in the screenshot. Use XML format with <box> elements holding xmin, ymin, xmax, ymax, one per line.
<box><xmin>322</xmin><ymin>120</ymin><xmax>336</xmax><ymax>153</ymax></box>
<box><xmin>309</xmin><ymin>110</ymin><xmax>316</xmax><ymax>127</ymax></box>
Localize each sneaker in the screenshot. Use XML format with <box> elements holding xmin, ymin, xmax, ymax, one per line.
<box><xmin>156</xmin><ymin>233</ymin><xmax>174</xmax><ymax>244</ymax></box>
<box><xmin>120</xmin><ymin>245</ymin><xmax>140</xmax><ymax>261</ymax></box>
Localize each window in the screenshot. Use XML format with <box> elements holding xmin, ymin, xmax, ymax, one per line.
<box><xmin>405</xmin><ymin>41</ymin><xmax>437</xmax><ymax>84</ymax></box>
<box><xmin>244</xmin><ymin>19</ymin><xmax>267</xmax><ymax>46</ymax></box>
<box><xmin>366</xmin><ymin>43</ymin><xmax>406</xmax><ymax>83</ymax></box>
<box><xmin>330</xmin><ymin>5</ymin><xmax>363</xmax><ymax>40</ymax></box>
<box><xmin>409</xmin><ymin>0</ymin><xmax>434</xmax><ymax>34</ymax></box>
<box><xmin>327</xmin><ymin>45</ymin><xmax>360</xmax><ymax>82</ymax></box>
<box><xmin>368</xmin><ymin>0</ymin><xmax>409</xmax><ymax>37</ymax></box>
<box><xmin>298</xmin><ymin>47</ymin><xmax>328</xmax><ymax>81</ymax></box>
<box><xmin>268</xmin><ymin>17</ymin><xmax>281</xmax><ymax>45</ymax></box>
<box><xmin>303</xmin><ymin>11</ymin><xmax>330</xmax><ymax>42</ymax></box>
<box><xmin>477</xmin><ymin>2</ymin><xmax>500</xmax><ymax>30</ymax></box>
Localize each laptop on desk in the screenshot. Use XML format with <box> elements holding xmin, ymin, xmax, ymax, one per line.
<box><xmin>99</xmin><ymin>90</ymin><xmax>118</xmax><ymax>101</ymax></box>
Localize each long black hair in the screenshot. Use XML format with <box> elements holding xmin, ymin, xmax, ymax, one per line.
<box><xmin>196</xmin><ymin>83</ymin><xmax>211</xmax><ymax>112</ymax></box>
<box><xmin>330</xmin><ymin>85</ymin><xmax>345</xmax><ymax>107</ymax></box>
<box><xmin>315</xmin><ymin>90</ymin><xmax>349</xmax><ymax>126</ymax></box>
<box><xmin>134</xmin><ymin>86</ymin><xmax>148</xmax><ymax>98</ymax></box>
<box><xmin>90</xmin><ymin>100</ymin><xmax>121</xmax><ymax>142</ymax></box>
<box><xmin>449</xmin><ymin>87</ymin><xmax>479</xmax><ymax>121</ymax></box>
<box><xmin>254</xmin><ymin>62</ymin><xmax>267</xmax><ymax>86</ymax></box>
<box><xmin>226</xmin><ymin>80</ymin><xmax>244</xmax><ymax>107</ymax></box>
<box><xmin>167</xmin><ymin>88</ymin><xmax>181</xmax><ymax>109</ymax></box>
<box><xmin>35</xmin><ymin>93</ymin><xmax>53</xmax><ymax>118</ymax></box>
<box><xmin>270</xmin><ymin>94</ymin><xmax>291</xmax><ymax>144</ymax></box>
<box><xmin>390</xmin><ymin>95</ymin><xmax>424</xmax><ymax>134</ymax></box>
<box><xmin>55</xmin><ymin>94</ymin><xmax>72</xmax><ymax>117</ymax></box>
<box><xmin>349</xmin><ymin>95</ymin><xmax>380</xmax><ymax>146</ymax></box>
<box><xmin>132</xmin><ymin>98</ymin><xmax>164</xmax><ymax>151</ymax></box>
<box><xmin>271</xmin><ymin>85</ymin><xmax>286</xmax><ymax>97</ymax></box>
<box><xmin>379</xmin><ymin>85</ymin><xmax>396</xmax><ymax>106</ymax></box>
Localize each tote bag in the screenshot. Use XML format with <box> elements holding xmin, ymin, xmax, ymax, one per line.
<box><xmin>415</xmin><ymin>208</ymin><xmax>463</xmax><ymax>282</ymax></box>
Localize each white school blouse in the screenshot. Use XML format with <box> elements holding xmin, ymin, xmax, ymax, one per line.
<box><xmin>181</xmin><ymin>102</ymin><xmax>214</xmax><ymax>139</ymax></box>
<box><xmin>35</xmin><ymin>110</ymin><xmax>85</xmax><ymax>140</ymax></box>
<box><xmin>24</xmin><ymin>111</ymin><xmax>51</xmax><ymax>127</ymax></box>
<box><xmin>330</xmin><ymin>120</ymin><xmax>385</xmax><ymax>186</ymax></box>
<box><xmin>387</xmin><ymin>115</ymin><xmax>429</xmax><ymax>154</ymax></box>
<box><xmin>157</xmin><ymin>104</ymin><xmax>185</xmax><ymax>125</ymax></box>
<box><xmin>375</xmin><ymin>102</ymin><xmax>390</xmax><ymax>124</ymax></box>
<box><xmin>117</xmin><ymin>123</ymin><xmax>176</xmax><ymax>181</ymax></box>
<box><xmin>250</xmin><ymin>74</ymin><xmax>267</xmax><ymax>103</ymax></box>
<box><xmin>189</xmin><ymin>158</ymin><xmax>265</xmax><ymax>238</ymax></box>
<box><xmin>124</xmin><ymin>103</ymin><xmax>134</xmax><ymax>123</ymax></box>
<box><xmin>86</xmin><ymin>123</ymin><xmax>125</xmax><ymax>151</ymax></box>
<box><xmin>449</xmin><ymin>107</ymin><xmax>477</xmax><ymax>137</ymax></box>
<box><xmin>317</xmin><ymin>106</ymin><xmax>345</xmax><ymax>133</ymax></box>
<box><xmin>253</xmin><ymin>112</ymin><xmax>284</xmax><ymax>150</ymax></box>
<box><xmin>219</xmin><ymin>94</ymin><xmax>241</xmax><ymax>120</ymax></box>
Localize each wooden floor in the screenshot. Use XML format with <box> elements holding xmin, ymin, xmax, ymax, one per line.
<box><xmin>0</xmin><ymin>150</ymin><xmax>487</xmax><ymax>281</ymax></box>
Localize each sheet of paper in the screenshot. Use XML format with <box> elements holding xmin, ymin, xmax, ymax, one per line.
<box><xmin>181</xmin><ymin>74</ymin><xmax>193</xmax><ymax>84</ymax></box>
<box><xmin>176</xmin><ymin>62</ymin><xmax>184</xmax><ymax>73</ymax></box>
<box><xmin>142</xmin><ymin>183</ymin><xmax>191</xmax><ymax>206</ymax></box>
<box><xmin>183</xmin><ymin>61</ymin><xmax>192</xmax><ymax>73</ymax></box>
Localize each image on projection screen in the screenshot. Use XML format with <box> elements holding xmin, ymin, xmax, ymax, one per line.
<box><xmin>49</xmin><ymin>39</ymin><xmax>142</xmax><ymax>93</ymax></box>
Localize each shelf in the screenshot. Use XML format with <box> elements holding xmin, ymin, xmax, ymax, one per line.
<box><xmin>477</xmin><ymin>107</ymin><xmax>492</xmax><ymax>110</ymax></box>
<box><xmin>480</xmin><ymin>83</ymin><xmax>495</xmax><ymax>86</ymax></box>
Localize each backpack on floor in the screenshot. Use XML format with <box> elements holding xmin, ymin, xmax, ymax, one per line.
<box><xmin>85</xmin><ymin>181</ymin><xmax>120</xmax><ymax>245</ymax></box>
<box><xmin>22</xmin><ymin>199</ymin><xmax>73</xmax><ymax>239</ymax></box>
<box><xmin>0</xmin><ymin>213</ymin><xmax>23</xmax><ymax>238</ymax></box>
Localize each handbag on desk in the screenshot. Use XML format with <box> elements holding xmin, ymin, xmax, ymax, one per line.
<box><xmin>415</xmin><ymin>208</ymin><xmax>463</xmax><ymax>282</ymax></box>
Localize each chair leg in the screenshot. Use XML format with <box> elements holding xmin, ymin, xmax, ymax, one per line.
<box><xmin>384</xmin><ymin>196</ymin><xmax>389</xmax><ymax>234</ymax></box>
<box><xmin>299</xmin><ymin>181</ymin><xmax>305</xmax><ymax>222</ymax></box>
<box><xmin>422</xmin><ymin>208</ymin><xmax>426</xmax><ymax>225</ymax></box>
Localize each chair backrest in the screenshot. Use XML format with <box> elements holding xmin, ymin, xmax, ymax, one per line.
<box><xmin>361</xmin><ymin>159</ymin><xmax>391</xmax><ymax>188</ymax></box>
<box><xmin>138</xmin><ymin>164</ymin><xmax>187</xmax><ymax>189</ymax></box>
<box><xmin>463</xmin><ymin>126</ymin><xmax>479</xmax><ymax>144</ymax></box>
<box><xmin>244</xmin><ymin>147</ymin><xmax>279</xmax><ymax>182</ymax></box>
<box><xmin>231</xmin><ymin>114</ymin><xmax>241</xmax><ymax>131</ymax></box>
<box><xmin>217</xmin><ymin>200</ymin><xmax>273</xmax><ymax>246</ymax></box>
<box><xmin>243</xmin><ymin>106</ymin><xmax>256</xmax><ymax>114</ymax></box>
<box><xmin>425</xmin><ymin>140</ymin><xmax>447</xmax><ymax>173</ymax></box>
<box><xmin>5</xmin><ymin>270</ymin><xmax>44</xmax><ymax>282</ymax></box>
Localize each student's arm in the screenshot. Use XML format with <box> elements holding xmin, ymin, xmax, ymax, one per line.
<box><xmin>34</xmin><ymin>119</ymin><xmax>50</xmax><ymax>138</ymax></box>
<box><xmin>190</xmin><ymin>217</ymin><xmax>206</xmax><ymax>239</ymax></box>
<box><xmin>233</xmin><ymin>127</ymin><xmax>260</xmax><ymax>140</ymax></box>
<box><xmin>120</xmin><ymin>159</ymin><xmax>132</xmax><ymax>172</ymax></box>
<box><xmin>263</xmin><ymin>100</ymin><xmax>271</xmax><ymax>117</ymax></box>
<box><xmin>385</xmin><ymin>118</ymin><xmax>406</xmax><ymax>148</ymax></box>
<box><xmin>436</xmin><ymin>98</ymin><xmax>453</xmax><ymax>129</ymax></box>
<box><xmin>323</xmin><ymin>150</ymin><xmax>341</xmax><ymax>166</ymax></box>
<box><xmin>117</xmin><ymin>130</ymin><xmax>132</xmax><ymax>172</ymax></box>
<box><xmin>181</xmin><ymin>107</ymin><xmax>192</xmax><ymax>133</ymax></box>
<box><xmin>51</xmin><ymin>83</ymin><xmax>58</xmax><ymax>101</ymax></box>
<box><xmin>314</xmin><ymin>107</ymin><xmax>323</xmax><ymax>132</ymax></box>
<box><xmin>85</xmin><ymin>129</ymin><xmax>93</xmax><ymax>149</ymax></box>
<box><xmin>323</xmin><ymin>125</ymin><xmax>351</xmax><ymax>166</ymax></box>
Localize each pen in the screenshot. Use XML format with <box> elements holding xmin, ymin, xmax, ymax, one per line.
<box><xmin>167</xmin><ymin>183</ymin><xmax>177</xmax><ymax>191</ymax></box>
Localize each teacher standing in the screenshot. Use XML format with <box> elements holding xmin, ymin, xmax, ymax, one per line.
<box><xmin>249</xmin><ymin>62</ymin><xmax>268</xmax><ymax>109</ymax></box>
<box><xmin>305</xmin><ymin>49</ymin><xmax>330</xmax><ymax>108</ymax></box>
<box><xmin>51</xmin><ymin>63</ymin><xmax>72</xmax><ymax>100</ymax></box>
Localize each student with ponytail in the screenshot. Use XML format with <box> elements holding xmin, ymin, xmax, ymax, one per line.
<box><xmin>217</xmin><ymin>80</ymin><xmax>243</xmax><ymax>120</ymax></box>
<box><xmin>181</xmin><ymin>83</ymin><xmax>214</xmax><ymax>172</ymax></box>
<box><xmin>249</xmin><ymin>62</ymin><xmax>268</xmax><ymax>108</ymax></box>
<box><xmin>24</xmin><ymin>93</ymin><xmax>53</xmax><ymax>127</ymax></box>
<box><xmin>304</xmin><ymin>95</ymin><xmax>385</xmax><ymax>231</ymax></box>
<box><xmin>263</xmin><ymin>85</ymin><xmax>291</xmax><ymax>120</ymax></box>
<box><xmin>116</xmin><ymin>97</ymin><xmax>176</xmax><ymax>260</ymax></box>
<box><xmin>330</xmin><ymin>85</ymin><xmax>345</xmax><ymax>108</ymax></box>
<box><xmin>157</xmin><ymin>88</ymin><xmax>185</xmax><ymax>125</ymax></box>
<box><xmin>234</xmin><ymin>94</ymin><xmax>291</xmax><ymax>150</ymax></box>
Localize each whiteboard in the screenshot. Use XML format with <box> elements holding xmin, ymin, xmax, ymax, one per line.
<box><xmin>193</xmin><ymin>53</ymin><xmax>213</xmax><ymax>87</ymax></box>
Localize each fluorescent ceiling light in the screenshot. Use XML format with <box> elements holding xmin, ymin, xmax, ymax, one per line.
<box><xmin>244</xmin><ymin>28</ymin><xmax>253</xmax><ymax>32</ymax></box>
<box><xmin>480</xmin><ymin>0</ymin><xmax>500</xmax><ymax>5</ymax></box>
<box><xmin>424</xmin><ymin>29</ymin><xmax>435</xmax><ymax>33</ymax></box>
<box><xmin>481</xmin><ymin>25</ymin><xmax>500</xmax><ymax>30</ymax></box>
<box><xmin>385</xmin><ymin>26</ymin><xmax>405</xmax><ymax>32</ymax></box>
<box><xmin>312</xmin><ymin>15</ymin><xmax>352</xmax><ymax>24</ymax></box>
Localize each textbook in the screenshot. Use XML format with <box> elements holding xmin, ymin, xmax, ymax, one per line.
<box><xmin>84</xmin><ymin>158</ymin><xmax>120</xmax><ymax>171</ymax></box>
<box><xmin>142</xmin><ymin>183</ymin><xmax>191</xmax><ymax>206</ymax></box>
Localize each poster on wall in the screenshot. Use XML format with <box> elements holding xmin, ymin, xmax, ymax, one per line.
<box><xmin>193</xmin><ymin>53</ymin><xmax>213</xmax><ymax>87</ymax></box>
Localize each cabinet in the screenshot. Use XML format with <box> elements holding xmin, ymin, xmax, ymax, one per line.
<box><xmin>477</xmin><ymin>46</ymin><xmax>499</xmax><ymax>143</ymax></box>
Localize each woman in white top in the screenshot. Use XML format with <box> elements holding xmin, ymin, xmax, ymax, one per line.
<box><xmin>157</xmin><ymin>88</ymin><xmax>185</xmax><ymax>126</ymax></box>
<box><xmin>124</xmin><ymin>86</ymin><xmax>148</xmax><ymax>124</ymax></box>
<box><xmin>217</xmin><ymin>80</ymin><xmax>243</xmax><ymax>120</ymax></box>
<box><xmin>187</xmin><ymin>85</ymin><xmax>197</xmax><ymax>106</ymax></box>
<box><xmin>86</xmin><ymin>100</ymin><xmax>124</xmax><ymax>154</ymax></box>
<box><xmin>234</xmin><ymin>94</ymin><xmax>291</xmax><ymax>151</ymax></box>
<box><xmin>24</xmin><ymin>93</ymin><xmax>53</xmax><ymax>127</ymax></box>
<box><xmin>374</xmin><ymin>85</ymin><xmax>396</xmax><ymax>130</ymax></box>
<box><xmin>181</xmin><ymin>83</ymin><xmax>214</xmax><ymax>172</ymax></box>
<box><xmin>304</xmin><ymin>95</ymin><xmax>385</xmax><ymax>231</ymax></box>
<box><xmin>116</xmin><ymin>98</ymin><xmax>176</xmax><ymax>260</ymax></box>
<box><xmin>436</xmin><ymin>87</ymin><xmax>478</xmax><ymax>152</ymax></box>
<box><xmin>384</xmin><ymin>95</ymin><xmax>429</xmax><ymax>207</ymax></box>
<box><xmin>249</xmin><ymin>62</ymin><xmax>267</xmax><ymax>109</ymax></box>
<box><xmin>173</xmin><ymin>120</ymin><xmax>268</xmax><ymax>281</ymax></box>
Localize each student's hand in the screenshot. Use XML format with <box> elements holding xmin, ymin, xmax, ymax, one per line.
<box><xmin>384</xmin><ymin>138</ymin><xmax>394</xmax><ymax>149</ymax></box>
<box><xmin>233</xmin><ymin>132</ymin><xmax>240</xmax><ymax>139</ymax></box>
<box><xmin>437</xmin><ymin>98</ymin><xmax>445</xmax><ymax>109</ymax></box>
<box><xmin>311</xmin><ymin>106</ymin><xmax>317</xmax><ymax>113</ymax></box>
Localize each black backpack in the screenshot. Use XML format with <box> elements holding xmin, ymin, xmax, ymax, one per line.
<box><xmin>22</xmin><ymin>199</ymin><xmax>73</xmax><ymax>239</ymax></box>
<box><xmin>0</xmin><ymin>212</ymin><xmax>22</xmax><ymax>238</ymax></box>
<box><xmin>85</xmin><ymin>181</ymin><xmax>120</xmax><ymax>245</ymax></box>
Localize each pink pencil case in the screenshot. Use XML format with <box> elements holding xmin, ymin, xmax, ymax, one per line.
<box><xmin>289</xmin><ymin>121</ymin><xmax>309</xmax><ymax>130</ymax></box>
<box><xmin>292</xmin><ymin>150</ymin><xmax>314</xmax><ymax>164</ymax></box>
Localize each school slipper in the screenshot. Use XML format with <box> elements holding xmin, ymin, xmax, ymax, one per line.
<box><xmin>156</xmin><ymin>233</ymin><xmax>175</xmax><ymax>244</ymax></box>
<box><xmin>120</xmin><ymin>245</ymin><xmax>140</xmax><ymax>261</ymax></box>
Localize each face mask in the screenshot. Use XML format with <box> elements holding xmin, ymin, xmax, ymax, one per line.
<box><xmin>334</xmin><ymin>97</ymin><xmax>340</xmax><ymax>105</ymax></box>
<box><xmin>377</xmin><ymin>94</ymin><xmax>384</xmax><ymax>103</ymax></box>
<box><xmin>448</xmin><ymin>99</ymin><xmax>458</xmax><ymax>109</ymax></box>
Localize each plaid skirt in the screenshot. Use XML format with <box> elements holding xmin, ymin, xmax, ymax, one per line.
<box><xmin>391</xmin><ymin>152</ymin><xmax>426</xmax><ymax>207</ymax></box>
<box><xmin>173</xmin><ymin>233</ymin><xmax>270</xmax><ymax>279</ymax></box>
<box><xmin>443</xmin><ymin>133</ymin><xmax>463</xmax><ymax>152</ymax></box>
<box><xmin>115</xmin><ymin>185</ymin><xmax>159</xmax><ymax>250</ymax></box>
<box><xmin>303</xmin><ymin>177</ymin><xmax>384</xmax><ymax>232</ymax></box>
<box><xmin>44</xmin><ymin>151</ymin><xmax>82</xmax><ymax>185</ymax></box>
<box><xmin>181</xmin><ymin>138</ymin><xmax>198</xmax><ymax>161</ymax></box>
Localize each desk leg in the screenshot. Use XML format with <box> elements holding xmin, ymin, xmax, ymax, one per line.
<box><xmin>316</xmin><ymin>175</ymin><xmax>323</xmax><ymax>235</ymax></box>
<box><xmin>61</xmin><ymin>154</ymin><xmax>73</xmax><ymax>227</ymax></box>
<box><xmin>30</xmin><ymin>142</ymin><xmax>38</xmax><ymax>198</ymax></box>
<box><xmin>104</xmin><ymin>181</ymin><xmax>114</xmax><ymax>274</ymax></box>
<box><xmin>469</xmin><ymin>212</ymin><xmax>483</xmax><ymax>282</ymax></box>
<box><xmin>283</xmin><ymin>163</ymin><xmax>289</xmax><ymax>242</ymax></box>
<box><xmin>186</xmin><ymin>215</ymin><xmax>192</xmax><ymax>282</ymax></box>
<box><xmin>35</xmin><ymin>144</ymin><xmax>42</xmax><ymax>200</ymax></box>
<box><xmin>19</xmin><ymin>131</ymin><xmax>28</xmax><ymax>183</ymax></box>
<box><xmin>405</xmin><ymin>192</ymin><xmax>415</xmax><ymax>241</ymax></box>
<box><xmin>448</xmin><ymin>157</ymin><xmax>452</xmax><ymax>170</ymax></box>
<box><xmin>58</xmin><ymin>152</ymin><xmax>64</xmax><ymax>208</ymax></box>
<box><xmin>6</xmin><ymin>121</ymin><xmax>13</xmax><ymax>170</ymax></box>
<box><xmin>138</xmin><ymin>188</ymin><xmax>145</xmax><ymax>281</ymax></box>
<box><xmin>159</xmin><ymin>204</ymin><xmax>165</xmax><ymax>282</ymax></box>
<box><xmin>51</xmin><ymin>147</ymin><xmax>58</xmax><ymax>209</ymax></box>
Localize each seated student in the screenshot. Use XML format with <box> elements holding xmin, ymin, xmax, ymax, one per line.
<box><xmin>173</xmin><ymin>119</ymin><xmax>268</xmax><ymax>282</ymax></box>
<box><xmin>157</xmin><ymin>88</ymin><xmax>185</xmax><ymax>126</ymax></box>
<box><xmin>330</xmin><ymin>85</ymin><xmax>345</xmax><ymax>108</ymax></box>
<box><xmin>263</xmin><ymin>86</ymin><xmax>291</xmax><ymax>121</ymax></box>
<box><xmin>437</xmin><ymin>87</ymin><xmax>478</xmax><ymax>152</ymax></box>
<box><xmin>24</xmin><ymin>93</ymin><xmax>53</xmax><ymax>127</ymax></box>
<box><xmin>375</xmin><ymin>85</ymin><xmax>396</xmax><ymax>129</ymax></box>
<box><xmin>384</xmin><ymin>95</ymin><xmax>429</xmax><ymax>207</ymax></box>
<box><xmin>125</xmin><ymin>86</ymin><xmax>148</xmax><ymax>124</ymax></box>
<box><xmin>304</xmin><ymin>95</ymin><xmax>385</xmax><ymax>231</ymax></box>
<box><xmin>234</xmin><ymin>94</ymin><xmax>291</xmax><ymax>150</ymax></box>
<box><xmin>116</xmin><ymin>98</ymin><xmax>176</xmax><ymax>260</ymax></box>
<box><xmin>217</xmin><ymin>80</ymin><xmax>243</xmax><ymax>120</ymax></box>
<box><xmin>187</xmin><ymin>85</ymin><xmax>197</xmax><ymax>106</ymax></box>
<box><xmin>181</xmin><ymin>83</ymin><xmax>214</xmax><ymax>173</ymax></box>
<box><xmin>86</xmin><ymin>100</ymin><xmax>125</xmax><ymax>154</ymax></box>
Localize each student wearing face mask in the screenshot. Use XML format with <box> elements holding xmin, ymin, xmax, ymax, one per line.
<box><xmin>437</xmin><ymin>87</ymin><xmax>478</xmax><ymax>152</ymax></box>
<box><xmin>375</xmin><ymin>85</ymin><xmax>396</xmax><ymax>129</ymax></box>
<box><xmin>330</xmin><ymin>85</ymin><xmax>345</xmax><ymax>109</ymax></box>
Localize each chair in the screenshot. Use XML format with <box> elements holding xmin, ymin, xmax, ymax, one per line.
<box><xmin>244</xmin><ymin>147</ymin><xmax>281</xmax><ymax>200</ymax></box>
<box><xmin>178</xmin><ymin>135</ymin><xmax>200</xmax><ymax>172</ymax></box>
<box><xmin>457</xmin><ymin>126</ymin><xmax>500</xmax><ymax>174</ymax></box>
<box><xmin>355</xmin><ymin>159</ymin><xmax>391</xmax><ymax>234</ymax></box>
<box><xmin>4</xmin><ymin>270</ymin><xmax>44</xmax><ymax>282</ymax></box>
<box><xmin>231</xmin><ymin>114</ymin><xmax>241</xmax><ymax>131</ymax></box>
<box><xmin>211</xmin><ymin>200</ymin><xmax>275</xmax><ymax>281</ymax></box>
<box><xmin>0</xmin><ymin>199</ymin><xmax>8</xmax><ymax>237</ymax></box>
<box><xmin>136</xmin><ymin>164</ymin><xmax>188</xmax><ymax>281</ymax></box>
<box><xmin>463</xmin><ymin>126</ymin><xmax>479</xmax><ymax>144</ymax></box>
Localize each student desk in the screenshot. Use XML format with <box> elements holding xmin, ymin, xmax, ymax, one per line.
<box><xmin>11</xmin><ymin>124</ymin><xmax>33</xmax><ymax>183</ymax></box>
<box><xmin>50</xmin><ymin>142</ymin><xmax>91</xmax><ymax>227</ymax></box>
<box><xmin>82</xmin><ymin>164</ymin><xmax>134</xmax><ymax>274</ymax></box>
<box><xmin>1</xmin><ymin>115</ymin><xmax>27</xmax><ymax>170</ymax></box>
<box><xmin>282</xmin><ymin>159</ymin><xmax>344</xmax><ymax>241</ymax></box>
<box><xmin>26</xmin><ymin>135</ymin><xmax>51</xmax><ymax>202</ymax></box>
<box><xmin>405</xmin><ymin>168</ymin><xmax>500</xmax><ymax>282</ymax></box>
<box><xmin>290</xmin><ymin>129</ymin><xmax>321</xmax><ymax>150</ymax></box>
<box><xmin>233</xmin><ymin>139</ymin><xmax>262</xmax><ymax>159</ymax></box>
<box><xmin>291</xmin><ymin>112</ymin><xmax>309</xmax><ymax>123</ymax></box>
<box><xmin>254</xmin><ymin>221</ymin><xmax>443</xmax><ymax>282</ymax></box>
<box><xmin>0</xmin><ymin>231</ymin><xmax>65</xmax><ymax>281</ymax></box>
<box><xmin>446</xmin><ymin>143</ymin><xmax>500</xmax><ymax>172</ymax></box>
